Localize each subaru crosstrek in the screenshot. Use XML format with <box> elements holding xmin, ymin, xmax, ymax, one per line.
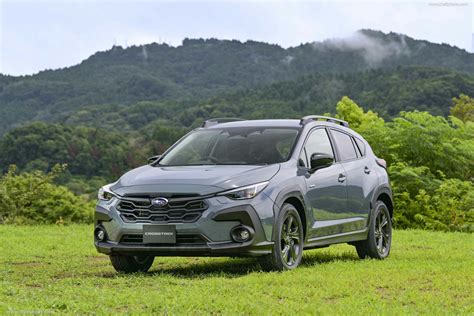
<box><xmin>95</xmin><ymin>116</ymin><xmax>393</xmax><ymax>273</ymax></box>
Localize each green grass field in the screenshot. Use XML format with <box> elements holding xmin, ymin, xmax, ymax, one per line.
<box><xmin>1</xmin><ymin>225</ymin><xmax>473</xmax><ymax>314</ymax></box>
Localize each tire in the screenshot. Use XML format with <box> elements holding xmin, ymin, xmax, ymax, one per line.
<box><xmin>259</xmin><ymin>203</ymin><xmax>304</xmax><ymax>271</ymax></box>
<box><xmin>109</xmin><ymin>255</ymin><xmax>155</xmax><ymax>273</ymax></box>
<box><xmin>355</xmin><ymin>200</ymin><xmax>392</xmax><ymax>259</ymax></box>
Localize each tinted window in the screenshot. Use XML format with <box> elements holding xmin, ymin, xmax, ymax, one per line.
<box><xmin>331</xmin><ymin>130</ymin><xmax>358</xmax><ymax>161</ymax></box>
<box><xmin>303</xmin><ymin>128</ymin><xmax>334</xmax><ymax>163</ymax></box>
<box><xmin>159</xmin><ymin>127</ymin><xmax>299</xmax><ymax>166</ymax></box>
<box><xmin>354</xmin><ymin>137</ymin><xmax>366</xmax><ymax>156</ymax></box>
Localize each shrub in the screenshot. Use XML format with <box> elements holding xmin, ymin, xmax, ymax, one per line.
<box><xmin>337</xmin><ymin>98</ymin><xmax>473</xmax><ymax>232</ymax></box>
<box><xmin>0</xmin><ymin>164</ymin><xmax>94</xmax><ymax>224</ymax></box>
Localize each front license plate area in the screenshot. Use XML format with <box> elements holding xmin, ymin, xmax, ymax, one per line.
<box><xmin>143</xmin><ymin>225</ymin><xmax>176</xmax><ymax>244</ymax></box>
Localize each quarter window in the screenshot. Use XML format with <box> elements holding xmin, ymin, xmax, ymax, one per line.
<box><xmin>331</xmin><ymin>130</ymin><xmax>358</xmax><ymax>161</ymax></box>
<box><xmin>354</xmin><ymin>137</ymin><xmax>366</xmax><ymax>156</ymax></box>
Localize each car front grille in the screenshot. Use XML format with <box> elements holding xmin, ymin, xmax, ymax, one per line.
<box><xmin>116</xmin><ymin>196</ymin><xmax>208</xmax><ymax>223</ymax></box>
<box><xmin>120</xmin><ymin>234</ymin><xmax>207</xmax><ymax>245</ymax></box>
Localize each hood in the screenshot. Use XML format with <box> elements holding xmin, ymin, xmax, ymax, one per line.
<box><xmin>111</xmin><ymin>164</ymin><xmax>280</xmax><ymax>196</ymax></box>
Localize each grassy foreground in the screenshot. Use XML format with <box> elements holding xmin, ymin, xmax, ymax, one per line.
<box><xmin>1</xmin><ymin>225</ymin><xmax>473</xmax><ymax>314</ymax></box>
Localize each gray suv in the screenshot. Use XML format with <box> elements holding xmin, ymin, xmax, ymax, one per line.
<box><xmin>95</xmin><ymin>116</ymin><xmax>393</xmax><ymax>273</ymax></box>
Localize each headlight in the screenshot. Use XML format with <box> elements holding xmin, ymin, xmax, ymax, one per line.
<box><xmin>98</xmin><ymin>184</ymin><xmax>117</xmax><ymax>201</ymax></box>
<box><xmin>218</xmin><ymin>181</ymin><xmax>269</xmax><ymax>200</ymax></box>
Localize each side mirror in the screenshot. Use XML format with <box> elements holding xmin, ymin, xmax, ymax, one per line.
<box><xmin>148</xmin><ymin>155</ymin><xmax>162</xmax><ymax>164</ymax></box>
<box><xmin>309</xmin><ymin>153</ymin><xmax>334</xmax><ymax>172</ymax></box>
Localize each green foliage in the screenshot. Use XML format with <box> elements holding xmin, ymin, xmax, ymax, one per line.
<box><xmin>0</xmin><ymin>122</ymin><xmax>149</xmax><ymax>180</ymax></box>
<box><xmin>0</xmin><ymin>165</ymin><xmax>94</xmax><ymax>224</ymax></box>
<box><xmin>451</xmin><ymin>94</ymin><xmax>474</xmax><ymax>122</ymax></box>
<box><xmin>336</xmin><ymin>98</ymin><xmax>474</xmax><ymax>232</ymax></box>
<box><xmin>390</xmin><ymin>164</ymin><xmax>473</xmax><ymax>232</ymax></box>
<box><xmin>335</xmin><ymin>96</ymin><xmax>385</xmax><ymax>129</ymax></box>
<box><xmin>58</xmin><ymin>175</ymin><xmax>109</xmax><ymax>200</ymax></box>
<box><xmin>0</xmin><ymin>96</ymin><xmax>473</xmax><ymax>231</ymax></box>
<box><xmin>144</xmin><ymin>123</ymin><xmax>188</xmax><ymax>154</ymax></box>
<box><xmin>387</xmin><ymin>112</ymin><xmax>473</xmax><ymax>179</ymax></box>
<box><xmin>0</xmin><ymin>121</ymin><xmax>189</xmax><ymax>199</ymax></box>
<box><xmin>176</xmin><ymin>67</ymin><xmax>474</xmax><ymax>127</ymax></box>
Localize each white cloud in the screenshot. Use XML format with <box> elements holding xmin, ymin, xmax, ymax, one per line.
<box><xmin>313</xmin><ymin>30</ymin><xmax>410</xmax><ymax>66</ymax></box>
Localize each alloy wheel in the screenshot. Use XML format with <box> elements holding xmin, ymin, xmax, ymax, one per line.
<box><xmin>280</xmin><ymin>213</ymin><xmax>302</xmax><ymax>266</ymax></box>
<box><xmin>374</xmin><ymin>209</ymin><xmax>390</xmax><ymax>255</ymax></box>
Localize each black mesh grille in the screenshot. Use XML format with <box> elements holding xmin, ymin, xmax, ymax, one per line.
<box><xmin>116</xmin><ymin>196</ymin><xmax>208</xmax><ymax>223</ymax></box>
<box><xmin>120</xmin><ymin>234</ymin><xmax>207</xmax><ymax>245</ymax></box>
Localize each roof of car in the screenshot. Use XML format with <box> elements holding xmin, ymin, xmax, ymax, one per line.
<box><xmin>200</xmin><ymin>118</ymin><xmax>366</xmax><ymax>142</ymax></box>
<box><xmin>205</xmin><ymin>119</ymin><xmax>302</xmax><ymax>129</ymax></box>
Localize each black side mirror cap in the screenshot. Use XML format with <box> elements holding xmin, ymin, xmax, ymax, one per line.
<box><xmin>148</xmin><ymin>155</ymin><xmax>162</xmax><ymax>164</ymax></box>
<box><xmin>309</xmin><ymin>153</ymin><xmax>334</xmax><ymax>172</ymax></box>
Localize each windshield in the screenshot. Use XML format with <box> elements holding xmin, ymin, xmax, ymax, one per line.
<box><xmin>158</xmin><ymin>127</ymin><xmax>300</xmax><ymax>166</ymax></box>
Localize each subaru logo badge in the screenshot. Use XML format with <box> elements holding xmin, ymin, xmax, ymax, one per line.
<box><xmin>151</xmin><ymin>197</ymin><xmax>168</xmax><ymax>207</ymax></box>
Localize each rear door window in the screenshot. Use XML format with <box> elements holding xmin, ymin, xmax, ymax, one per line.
<box><xmin>331</xmin><ymin>130</ymin><xmax>358</xmax><ymax>161</ymax></box>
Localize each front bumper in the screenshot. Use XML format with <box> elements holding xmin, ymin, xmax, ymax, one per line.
<box><xmin>94</xmin><ymin>195</ymin><xmax>275</xmax><ymax>257</ymax></box>
<box><xmin>95</xmin><ymin>239</ymin><xmax>274</xmax><ymax>257</ymax></box>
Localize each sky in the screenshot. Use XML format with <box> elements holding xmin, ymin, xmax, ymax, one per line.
<box><xmin>0</xmin><ymin>0</ymin><xmax>472</xmax><ymax>76</ymax></box>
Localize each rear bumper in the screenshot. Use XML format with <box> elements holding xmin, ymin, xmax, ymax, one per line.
<box><xmin>95</xmin><ymin>239</ymin><xmax>274</xmax><ymax>257</ymax></box>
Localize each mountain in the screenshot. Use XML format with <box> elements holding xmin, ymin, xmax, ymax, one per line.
<box><xmin>1</xmin><ymin>29</ymin><xmax>474</xmax><ymax>135</ymax></box>
<box><xmin>53</xmin><ymin>66</ymin><xmax>473</xmax><ymax>132</ymax></box>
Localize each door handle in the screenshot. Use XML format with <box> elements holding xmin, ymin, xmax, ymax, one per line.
<box><xmin>338</xmin><ymin>174</ymin><xmax>346</xmax><ymax>183</ymax></box>
<box><xmin>364</xmin><ymin>166</ymin><xmax>371</xmax><ymax>174</ymax></box>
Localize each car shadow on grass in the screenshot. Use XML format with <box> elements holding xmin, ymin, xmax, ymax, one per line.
<box><xmin>95</xmin><ymin>250</ymin><xmax>360</xmax><ymax>279</ymax></box>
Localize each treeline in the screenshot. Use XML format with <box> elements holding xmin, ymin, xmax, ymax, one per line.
<box><xmin>0</xmin><ymin>95</ymin><xmax>472</xmax><ymax>231</ymax></box>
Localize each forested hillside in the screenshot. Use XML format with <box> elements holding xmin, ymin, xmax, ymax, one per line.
<box><xmin>1</xmin><ymin>96</ymin><xmax>473</xmax><ymax>230</ymax></box>
<box><xmin>1</xmin><ymin>29</ymin><xmax>474</xmax><ymax>135</ymax></box>
<box><xmin>9</xmin><ymin>66</ymin><xmax>471</xmax><ymax>135</ymax></box>
<box><xmin>177</xmin><ymin>66</ymin><xmax>474</xmax><ymax>124</ymax></box>
<box><xmin>0</xmin><ymin>30</ymin><xmax>473</xmax><ymax>231</ymax></box>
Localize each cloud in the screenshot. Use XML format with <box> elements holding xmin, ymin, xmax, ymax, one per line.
<box><xmin>281</xmin><ymin>55</ymin><xmax>294</xmax><ymax>65</ymax></box>
<box><xmin>313</xmin><ymin>30</ymin><xmax>411</xmax><ymax>66</ymax></box>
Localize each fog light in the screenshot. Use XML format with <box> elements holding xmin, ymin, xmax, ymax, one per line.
<box><xmin>231</xmin><ymin>226</ymin><xmax>253</xmax><ymax>242</ymax></box>
<box><xmin>95</xmin><ymin>226</ymin><xmax>106</xmax><ymax>242</ymax></box>
<box><xmin>239</xmin><ymin>229</ymin><xmax>250</xmax><ymax>241</ymax></box>
<box><xmin>97</xmin><ymin>230</ymin><xmax>105</xmax><ymax>241</ymax></box>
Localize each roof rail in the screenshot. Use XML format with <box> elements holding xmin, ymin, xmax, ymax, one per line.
<box><xmin>300</xmin><ymin>115</ymin><xmax>349</xmax><ymax>127</ymax></box>
<box><xmin>202</xmin><ymin>117</ymin><xmax>246</xmax><ymax>128</ymax></box>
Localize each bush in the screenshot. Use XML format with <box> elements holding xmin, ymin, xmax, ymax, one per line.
<box><xmin>0</xmin><ymin>164</ymin><xmax>94</xmax><ymax>224</ymax></box>
<box><xmin>390</xmin><ymin>163</ymin><xmax>473</xmax><ymax>232</ymax></box>
<box><xmin>337</xmin><ymin>97</ymin><xmax>474</xmax><ymax>232</ymax></box>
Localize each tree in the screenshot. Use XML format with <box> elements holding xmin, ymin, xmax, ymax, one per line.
<box><xmin>335</xmin><ymin>96</ymin><xmax>385</xmax><ymax>129</ymax></box>
<box><xmin>451</xmin><ymin>94</ymin><xmax>474</xmax><ymax>122</ymax></box>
